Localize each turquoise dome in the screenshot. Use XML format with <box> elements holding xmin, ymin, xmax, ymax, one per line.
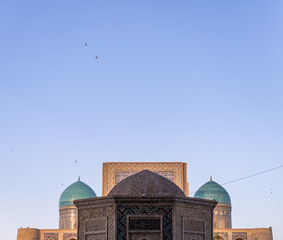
<box><xmin>59</xmin><ymin>178</ymin><xmax>97</xmax><ymax>208</ymax></box>
<box><xmin>194</xmin><ymin>178</ymin><xmax>231</xmax><ymax>206</ymax></box>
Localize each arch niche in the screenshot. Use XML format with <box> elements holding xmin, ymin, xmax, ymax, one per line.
<box><xmin>214</xmin><ymin>235</ymin><xmax>225</xmax><ymax>240</ymax></box>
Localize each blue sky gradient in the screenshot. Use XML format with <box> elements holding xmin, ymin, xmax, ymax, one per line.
<box><xmin>0</xmin><ymin>1</ymin><xmax>282</xmax><ymax>239</ymax></box>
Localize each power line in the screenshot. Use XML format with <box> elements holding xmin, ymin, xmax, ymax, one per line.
<box><xmin>189</xmin><ymin>164</ymin><xmax>283</xmax><ymax>195</ymax></box>
<box><xmin>221</xmin><ymin>165</ymin><xmax>283</xmax><ymax>185</ymax></box>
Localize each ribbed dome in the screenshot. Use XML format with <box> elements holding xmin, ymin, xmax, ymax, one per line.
<box><xmin>59</xmin><ymin>178</ymin><xmax>97</xmax><ymax>208</ymax></box>
<box><xmin>108</xmin><ymin>170</ymin><xmax>186</xmax><ymax>197</ymax></box>
<box><xmin>194</xmin><ymin>178</ymin><xmax>231</xmax><ymax>206</ymax></box>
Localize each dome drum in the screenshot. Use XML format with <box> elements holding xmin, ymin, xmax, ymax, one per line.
<box><xmin>59</xmin><ymin>178</ymin><xmax>97</xmax><ymax>229</ymax></box>
<box><xmin>194</xmin><ymin>178</ymin><xmax>232</xmax><ymax>229</ymax></box>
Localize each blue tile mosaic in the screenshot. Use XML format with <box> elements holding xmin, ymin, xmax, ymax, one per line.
<box><xmin>117</xmin><ymin>206</ymin><xmax>172</xmax><ymax>240</ymax></box>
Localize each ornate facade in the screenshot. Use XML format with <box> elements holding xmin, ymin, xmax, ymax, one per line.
<box><xmin>74</xmin><ymin>170</ymin><xmax>216</xmax><ymax>240</ymax></box>
<box><xmin>17</xmin><ymin>162</ymin><xmax>273</xmax><ymax>240</ymax></box>
<box><xmin>102</xmin><ymin>162</ymin><xmax>188</xmax><ymax>196</ymax></box>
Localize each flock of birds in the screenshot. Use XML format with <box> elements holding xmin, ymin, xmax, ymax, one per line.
<box><xmin>84</xmin><ymin>41</ymin><xmax>98</xmax><ymax>60</ymax></box>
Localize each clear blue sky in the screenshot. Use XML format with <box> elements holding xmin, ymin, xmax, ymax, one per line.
<box><xmin>0</xmin><ymin>1</ymin><xmax>282</xmax><ymax>239</ymax></box>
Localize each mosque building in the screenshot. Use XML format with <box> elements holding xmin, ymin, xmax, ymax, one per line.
<box><xmin>194</xmin><ymin>177</ymin><xmax>273</xmax><ymax>240</ymax></box>
<box><xmin>17</xmin><ymin>162</ymin><xmax>273</xmax><ymax>240</ymax></box>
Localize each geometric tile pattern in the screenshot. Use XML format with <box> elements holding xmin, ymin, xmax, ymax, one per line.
<box><xmin>117</xmin><ymin>205</ymin><xmax>172</xmax><ymax>240</ymax></box>
<box><xmin>103</xmin><ymin>162</ymin><xmax>188</xmax><ymax>196</ymax></box>
<box><xmin>174</xmin><ymin>205</ymin><xmax>213</xmax><ymax>240</ymax></box>
<box><xmin>63</xmin><ymin>233</ymin><xmax>77</xmax><ymax>240</ymax></box>
<box><xmin>44</xmin><ymin>233</ymin><xmax>59</xmax><ymax>240</ymax></box>
<box><xmin>183</xmin><ymin>219</ymin><xmax>205</xmax><ymax>232</ymax></box>
<box><xmin>77</xmin><ymin>206</ymin><xmax>114</xmax><ymax>240</ymax></box>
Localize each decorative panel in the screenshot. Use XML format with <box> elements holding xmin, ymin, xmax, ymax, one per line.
<box><xmin>44</xmin><ymin>233</ymin><xmax>59</xmax><ymax>240</ymax></box>
<box><xmin>103</xmin><ymin>162</ymin><xmax>188</xmax><ymax>196</ymax></box>
<box><xmin>182</xmin><ymin>218</ymin><xmax>205</xmax><ymax>240</ymax></box>
<box><xmin>115</xmin><ymin>171</ymin><xmax>174</xmax><ymax>184</ymax></box>
<box><xmin>85</xmin><ymin>217</ymin><xmax>107</xmax><ymax>232</ymax></box>
<box><xmin>183</xmin><ymin>219</ymin><xmax>205</xmax><ymax>232</ymax></box>
<box><xmin>129</xmin><ymin>218</ymin><xmax>161</xmax><ymax>231</ymax></box>
<box><xmin>78</xmin><ymin>206</ymin><xmax>114</xmax><ymax>240</ymax></box>
<box><xmin>174</xmin><ymin>204</ymin><xmax>212</xmax><ymax>240</ymax></box>
<box><xmin>63</xmin><ymin>233</ymin><xmax>77</xmax><ymax>240</ymax></box>
<box><xmin>117</xmin><ymin>205</ymin><xmax>172</xmax><ymax>240</ymax></box>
